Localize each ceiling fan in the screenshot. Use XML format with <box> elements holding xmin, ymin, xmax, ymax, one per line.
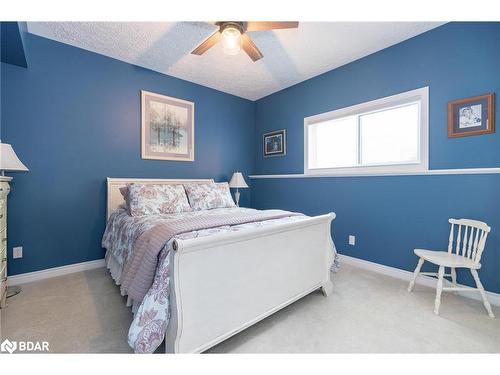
<box><xmin>191</xmin><ymin>21</ymin><xmax>299</xmax><ymax>62</ymax></box>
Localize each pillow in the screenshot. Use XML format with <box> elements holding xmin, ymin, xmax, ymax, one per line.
<box><xmin>215</xmin><ymin>182</ymin><xmax>236</xmax><ymax>208</ymax></box>
<box><xmin>127</xmin><ymin>184</ymin><xmax>191</xmax><ymax>216</ymax></box>
<box><xmin>119</xmin><ymin>185</ymin><xmax>131</xmax><ymax>214</ymax></box>
<box><xmin>184</xmin><ymin>182</ymin><xmax>234</xmax><ymax>211</ymax></box>
<box><xmin>119</xmin><ymin>186</ymin><xmax>130</xmax><ymax>204</ymax></box>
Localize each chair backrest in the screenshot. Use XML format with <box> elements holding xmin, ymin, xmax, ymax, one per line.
<box><xmin>448</xmin><ymin>218</ymin><xmax>491</xmax><ymax>264</ymax></box>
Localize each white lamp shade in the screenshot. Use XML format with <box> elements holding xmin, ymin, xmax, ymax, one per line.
<box><xmin>229</xmin><ymin>172</ymin><xmax>248</xmax><ymax>188</ymax></box>
<box><xmin>0</xmin><ymin>142</ymin><xmax>29</xmax><ymax>172</ymax></box>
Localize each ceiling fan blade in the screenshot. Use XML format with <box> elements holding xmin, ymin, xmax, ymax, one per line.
<box><xmin>191</xmin><ymin>31</ymin><xmax>221</xmax><ymax>55</ymax></box>
<box><xmin>245</xmin><ymin>21</ymin><xmax>298</xmax><ymax>31</ymax></box>
<box><xmin>241</xmin><ymin>33</ymin><xmax>263</xmax><ymax>62</ymax></box>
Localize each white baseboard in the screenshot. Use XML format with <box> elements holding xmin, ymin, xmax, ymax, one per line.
<box><xmin>338</xmin><ymin>254</ymin><xmax>500</xmax><ymax>307</ymax></box>
<box><xmin>8</xmin><ymin>259</ymin><xmax>105</xmax><ymax>286</ymax></box>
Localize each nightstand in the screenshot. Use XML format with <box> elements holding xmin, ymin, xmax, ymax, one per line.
<box><xmin>0</xmin><ymin>176</ymin><xmax>11</xmax><ymax>308</ymax></box>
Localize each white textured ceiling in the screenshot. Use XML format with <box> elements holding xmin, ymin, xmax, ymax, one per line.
<box><xmin>27</xmin><ymin>22</ymin><xmax>444</xmax><ymax>100</ymax></box>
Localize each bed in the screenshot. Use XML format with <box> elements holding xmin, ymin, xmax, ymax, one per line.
<box><xmin>102</xmin><ymin>177</ymin><xmax>337</xmax><ymax>353</ymax></box>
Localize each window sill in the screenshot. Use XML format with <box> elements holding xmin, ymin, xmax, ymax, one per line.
<box><xmin>249</xmin><ymin>167</ymin><xmax>500</xmax><ymax>179</ymax></box>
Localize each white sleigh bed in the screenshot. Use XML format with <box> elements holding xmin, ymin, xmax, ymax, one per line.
<box><xmin>106</xmin><ymin>177</ymin><xmax>336</xmax><ymax>353</ymax></box>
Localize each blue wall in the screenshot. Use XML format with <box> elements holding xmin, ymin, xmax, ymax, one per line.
<box><xmin>252</xmin><ymin>22</ymin><xmax>500</xmax><ymax>293</ymax></box>
<box><xmin>1</xmin><ymin>22</ymin><xmax>28</xmax><ymax>68</ymax></box>
<box><xmin>1</xmin><ymin>33</ymin><xmax>254</xmax><ymax>275</ymax></box>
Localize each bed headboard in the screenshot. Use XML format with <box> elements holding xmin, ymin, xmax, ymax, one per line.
<box><xmin>106</xmin><ymin>177</ymin><xmax>214</xmax><ymax>219</ymax></box>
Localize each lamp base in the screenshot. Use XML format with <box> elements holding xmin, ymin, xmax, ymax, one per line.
<box><xmin>6</xmin><ymin>285</ymin><xmax>22</xmax><ymax>299</ymax></box>
<box><xmin>234</xmin><ymin>190</ymin><xmax>241</xmax><ymax>207</ymax></box>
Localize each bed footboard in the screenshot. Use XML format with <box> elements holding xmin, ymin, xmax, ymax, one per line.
<box><xmin>164</xmin><ymin>212</ymin><xmax>336</xmax><ymax>353</ymax></box>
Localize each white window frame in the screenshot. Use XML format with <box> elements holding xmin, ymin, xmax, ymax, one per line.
<box><xmin>304</xmin><ymin>87</ymin><xmax>429</xmax><ymax>176</ymax></box>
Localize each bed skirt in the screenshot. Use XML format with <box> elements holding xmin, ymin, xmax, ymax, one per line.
<box><xmin>104</xmin><ymin>250</ymin><xmax>142</xmax><ymax>314</ymax></box>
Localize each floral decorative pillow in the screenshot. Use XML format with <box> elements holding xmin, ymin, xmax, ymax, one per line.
<box><xmin>119</xmin><ymin>186</ymin><xmax>129</xmax><ymax>198</ymax></box>
<box><xmin>119</xmin><ymin>186</ymin><xmax>131</xmax><ymax>211</ymax></box>
<box><xmin>216</xmin><ymin>182</ymin><xmax>236</xmax><ymax>208</ymax></box>
<box><xmin>127</xmin><ymin>184</ymin><xmax>191</xmax><ymax>216</ymax></box>
<box><xmin>184</xmin><ymin>182</ymin><xmax>234</xmax><ymax>210</ymax></box>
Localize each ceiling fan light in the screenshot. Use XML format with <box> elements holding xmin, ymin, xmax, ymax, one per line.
<box><xmin>221</xmin><ymin>26</ymin><xmax>242</xmax><ymax>55</ymax></box>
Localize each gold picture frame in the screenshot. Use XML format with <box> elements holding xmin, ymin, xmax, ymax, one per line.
<box><xmin>448</xmin><ymin>93</ymin><xmax>495</xmax><ymax>138</ymax></box>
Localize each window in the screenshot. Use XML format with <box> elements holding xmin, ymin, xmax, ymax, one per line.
<box><xmin>304</xmin><ymin>87</ymin><xmax>428</xmax><ymax>175</ymax></box>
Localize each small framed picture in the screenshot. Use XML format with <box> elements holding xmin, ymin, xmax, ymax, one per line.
<box><xmin>448</xmin><ymin>93</ymin><xmax>495</xmax><ymax>138</ymax></box>
<box><xmin>263</xmin><ymin>129</ymin><xmax>286</xmax><ymax>157</ymax></box>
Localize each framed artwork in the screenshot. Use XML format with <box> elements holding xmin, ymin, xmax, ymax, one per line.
<box><xmin>141</xmin><ymin>90</ymin><xmax>194</xmax><ymax>161</ymax></box>
<box><xmin>448</xmin><ymin>93</ymin><xmax>495</xmax><ymax>138</ymax></box>
<box><xmin>263</xmin><ymin>129</ymin><xmax>286</xmax><ymax>157</ymax></box>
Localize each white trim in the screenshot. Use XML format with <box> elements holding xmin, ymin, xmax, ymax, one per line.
<box><xmin>249</xmin><ymin>167</ymin><xmax>500</xmax><ymax>179</ymax></box>
<box><xmin>304</xmin><ymin>87</ymin><xmax>429</xmax><ymax>176</ymax></box>
<box><xmin>7</xmin><ymin>259</ymin><xmax>105</xmax><ymax>285</ymax></box>
<box><xmin>338</xmin><ymin>254</ymin><xmax>500</xmax><ymax>307</ymax></box>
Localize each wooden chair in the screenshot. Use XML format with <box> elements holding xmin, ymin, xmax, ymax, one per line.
<box><xmin>408</xmin><ymin>218</ymin><xmax>494</xmax><ymax>318</ymax></box>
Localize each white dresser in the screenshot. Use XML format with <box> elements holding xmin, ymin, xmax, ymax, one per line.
<box><xmin>0</xmin><ymin>176</ymin><xmax>11</xmax><ymax>308</ymax></box>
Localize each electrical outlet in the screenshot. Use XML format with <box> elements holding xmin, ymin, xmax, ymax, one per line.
<box><xmin>13</xmin><ymin>246</ymin><xmax>23</xmax><ymax>259</ymax></box>
<box><xmin>348</xmin><ymin>235</ymin><xmax>356</xmax><ymax>246</ymax></box>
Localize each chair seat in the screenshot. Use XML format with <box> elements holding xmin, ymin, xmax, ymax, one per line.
<box><xmin>414</xmin><ymin>249</ymin><xmax>481</xmax><ymax>269</ymax></box>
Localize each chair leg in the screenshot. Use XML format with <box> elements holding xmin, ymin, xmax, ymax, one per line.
<box><xmin>450</xmin><ymin>267</ymin><xmax>457</xmax><ymax>288</ymax></box>
<box><xmin>470</xmin><ymin>269</ymin><xmax>495</xmax><ymax>318</ymax></box>
<box><xmin>434</xmin><ymin>266</ymin><xmax>445</xmax><ymax>315</ymax></box>
<box><xmin>408</xmin><ymin>258</ymin><xmax>424</xmax><ymax>292</ymax></box>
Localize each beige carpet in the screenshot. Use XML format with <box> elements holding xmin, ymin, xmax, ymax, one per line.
<box><xmin>1</xmin><ymin>263</ymin><xmax>499</xmax><ymax>353</ymax></box>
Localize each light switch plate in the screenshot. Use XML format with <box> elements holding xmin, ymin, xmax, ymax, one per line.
<box><xmin>348</xmin><ymin>235</ymin><xmax>356</xmax><ymax>246</ymax></box>
<box><xmin>13</xmin><ymin>246</ymin><xmax>23</xmax><ymax>259</ymax></box>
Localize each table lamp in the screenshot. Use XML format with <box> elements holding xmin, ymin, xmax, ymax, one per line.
<box><xmin>229</xmin><ymin>172</ymin><xmax>248</xmax><ymax>207</ymax></box>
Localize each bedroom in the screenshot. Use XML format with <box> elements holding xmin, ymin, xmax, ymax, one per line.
<box><xmin>1</xmin><ymin>0</ymin><xmax>499</xmax><ymax>371</ymax></box>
